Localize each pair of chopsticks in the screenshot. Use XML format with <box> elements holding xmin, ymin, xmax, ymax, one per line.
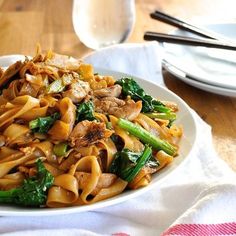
<box><xmin>144</xmin><ymin>11</ymin><xmax>236</xmax><ymax>50</ymax></box>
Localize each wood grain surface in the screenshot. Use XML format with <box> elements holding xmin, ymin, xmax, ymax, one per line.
<box><xmin>0</xmin><ymin>0</ymin><xmax>235</xmax><ymax>170</ymax></box>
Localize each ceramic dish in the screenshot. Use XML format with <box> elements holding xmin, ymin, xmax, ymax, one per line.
<box><xmin>163</xmin><ymin>23</ymin><xmax>236</xmax><ymax>94</ymax></box>
<box><xmin>0</xmin><ymin>56</ymin><xmax>197</xmax><ymax>216</ymax></box>
<box><xmin>162</xmin><ymin>60</ymin><xmax>236</xmax><ymax>97</ymax></box>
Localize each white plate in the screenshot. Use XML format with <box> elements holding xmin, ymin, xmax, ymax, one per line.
<box><xmin>163</xmin><ymin>23</ymin><xmax>236</xmax><ymax>92</ymax></box>
<box><xmin>163</xmin><ymin>60</ymin><xmax>236</xmax><ymax>97</ymax></box>
<box><xmin>0</xmin><ymin>56</ymin><xmax>197</xmax><ymax>216</ymax></box>
<box><xmin>0</xmin><ymin>54</ymin><xmax>26</xmax><ymax>69</ymax></box>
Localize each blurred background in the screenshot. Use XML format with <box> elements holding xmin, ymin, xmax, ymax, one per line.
<box><xmin>0</xmin><ymin>0</ymin><xmax>236</xmax><ymax>57</ymax></box>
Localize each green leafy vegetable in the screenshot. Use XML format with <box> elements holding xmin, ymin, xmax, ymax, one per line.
<box><xmin>110</xmin><ymin>145</ymin><xmax>155</xmax><ymax>182</ymax></box>
<box><xmin>117</xmin><ymin>118</ymin><xmax>177</xmax><ymax>156</ymax></box>
<box><xmin>116</xmin><ymin>77</ymin><xmax>170</xmax><ymax>113</ymax></box>
<box><xmin>146</xmin><ymin>155</ymin><xmax>160</xmax><ymax>169</ymax></box>
<box><xmin>29</xmin><ymin>112</ymin><xmax>60</xmax><ymax>133</ymax></box>
<box><xmin>76</xmin><ymin>101</ymin><xmax>96</xmax><ymax>122</ymax></box>
<box><xmin>0</xmin><ymin>159</ymin><xmax>54</xmax><ymax>206</ymax></box>
<box><xmin>53</xmin><ymin>142</ymin><xmax>68</xmax><ymax>156</ymax></box>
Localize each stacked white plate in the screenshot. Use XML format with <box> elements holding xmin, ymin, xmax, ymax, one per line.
<box><xmin>162</xmin><ymin>23</ymin><xmax>236</xmax><ymax>97</ymax></box>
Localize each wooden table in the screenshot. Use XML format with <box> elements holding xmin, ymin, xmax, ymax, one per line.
<box><xmin>0</xmin><ymin>0</ymin><xmax>235</xmax><ymax>170</ymax></box>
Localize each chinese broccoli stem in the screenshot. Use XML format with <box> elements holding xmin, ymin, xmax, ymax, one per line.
<box><xmin>144</xmin><ymin>112</ymin><xmax>176</xmax><ymax>121</ymax></box>
<box><xmin>125</xmin><ymin>145</ymin><xmax>152</xmax><ymax>182</ymax></box>
<box><xmin>117</xmin><ymin>118</ymin><xmax>177</xmax><ymax>156</ymax></box>
<box><xmin>53</xmin><ymin>142</ymin><xmax>68</xmax><ymax>156</ymax></box>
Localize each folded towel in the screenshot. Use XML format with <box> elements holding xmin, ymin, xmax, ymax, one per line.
<box><xmin>0</xmin><ymin>42</ymin><xmax>235</xmax><ymax>236</ymax></box>
<box><xmin>162</xmin><ymin>183</ymin><xmax>236</xmax><ymax>236</ymax></box>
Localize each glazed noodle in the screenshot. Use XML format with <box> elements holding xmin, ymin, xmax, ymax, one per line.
<box><xmin>0</xmin><ymin>48</ymin><xmax>182</xmax><ymax>208</ymax></box>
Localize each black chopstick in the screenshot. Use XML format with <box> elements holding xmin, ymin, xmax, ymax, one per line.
<box><xmin>144</xmin><ymin>31</ymin><xmax>236</xmax><ymax>51</ymax></box>
<box><xmin>151</xmin><ymin>11</ymin><xmax>232</xmax><ymax>43</ymax></box>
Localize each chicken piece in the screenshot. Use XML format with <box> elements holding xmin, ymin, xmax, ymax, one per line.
<box><xmin>69</xmin><ymin>120</ymin><xmax>113</xmax><ymax>148</ymax></box>
<box><xmin>94</xmin><ymin>97</ymin><xmax>142</xmax><ymax>121</ymax></box>
<box><xmin>94</xmin><ymin>97</ymin><xmax>125</xmax><ymax>113</ymax></box>
<box><xmin>110</xmin><ymin>100</ymin><xmax>142</xmax><ymax>121</ymax></box>
<box><xmin>93</xmin><ymin>84</ymin><xmax>122</xmax><ymax>98</ymax></box>
<box><xmin>62</xmin><ymin>80</ymin><xmax>90</xmax><ymax>103</ymax></box>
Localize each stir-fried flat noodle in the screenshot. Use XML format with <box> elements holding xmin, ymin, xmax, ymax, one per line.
<box><xmin>0</xmin><ymin>47</ymin><xmax>182</xmax><ymax>207</ymax></box>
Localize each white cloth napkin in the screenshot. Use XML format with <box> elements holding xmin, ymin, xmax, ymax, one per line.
<box><xmin>0</xmin><ymin>42</ymin><xmax>236</xmax><ymax>236</ymax></box>
<box><xmin>84</xmin><ymin>42</ymin><xmax>164</xmax><ymax>85</ymax></box>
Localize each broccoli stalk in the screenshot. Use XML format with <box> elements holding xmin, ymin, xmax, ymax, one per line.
<box><xmin>53</xmin><ymin>142</ymin><xmax>68</xmax><ymax>156</ymax></box>
<box><xmin>117</xmin><ymin>118</ymin><xmax>177</xmax><ymax>156</ymax></box>
<box><xmin>0</xmin><ymin>159</ymin><xmax>54</xmax><ymax>206</ymax></box>
<box><xmin>125</xmin><ymin>145</ymin><xmax>152</xmax><ymax>182</ymax></box>
<box><xmin>144</xmin><ymin>112</ymin><xmax>176</xmax><ymax>121</ymax></box>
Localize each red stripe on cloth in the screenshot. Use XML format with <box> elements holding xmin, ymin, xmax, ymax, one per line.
<box><xmin>162</xmin><ymin>222</ymin><xmax>236</xmax><ymax>236</ymax></box>
<box><xmin>112</xmin><ymin>233</ymin><xmax>130</xmax><ymax>236</ymax></box>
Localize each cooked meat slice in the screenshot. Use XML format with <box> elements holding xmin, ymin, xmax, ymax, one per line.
<box><xmin>94</xmin><ymin>97</ymin><xmax>125</xmax><ymax>113</ymax></box>
<box><xmin>101</xmin><ymin>96</ymin><xmax>125</xmax><ymax>104</ymax></box>
<box><xmin>0</xmin><ymin>60</ymin><xmax>24</xmax><ymax>89</ymax></box>
<box><xmin>62</xmin><ymin>80</ymin><xmax>90</xmax><ymax>103</ymax></box>
<box><xmin>93</xmin><ymin>84</ymin><xmax>122</xmax><ymax>98</ymax></box>
<box><xmin>95</xmin><ymin>97</ymin><xmax>142</xmax><ymax>121</ymax></box>
<box><xmin>110</xmin><ymin>100</ymin><xmax>142</xmax><ymax>121</ymax></box>
<box><xmin>69</xmin><ymin>120</ymin><xmax>113</xmax><ymax>147</ymax></box>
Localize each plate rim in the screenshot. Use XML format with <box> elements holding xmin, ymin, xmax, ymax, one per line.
<box><xmin>162</xmin><ymin>60</ymin><xmax>236</xmax><ymax>97</ymax></box>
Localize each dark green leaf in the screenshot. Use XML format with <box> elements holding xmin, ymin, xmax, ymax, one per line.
<box><xmin>29</xmin><ymin>112</ymin><xmax>60</xmax><ymax>134</ymax></box>
<box><xmin>76</xmin><ymin>101</ymin><xmax>96</xmax><ymax>122</ymax></box>
<box><xmin>109</xmin><ymin>145</ymin><xmax>153</xmax><ymax>182</ymax></box>
<box><xmin>0</xmin><ymin>159</ymin><xmax>54</xmax><ymax>206</ymax></box>
<box><xmin>145</xmin><ymin>155</ymin><xmax>160</xmax><ymax>169</ymax></box>
<box><xmin>116</xmin><ymin>77</ymin><xmax>171</xmax><ymax>113</ymax></box>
